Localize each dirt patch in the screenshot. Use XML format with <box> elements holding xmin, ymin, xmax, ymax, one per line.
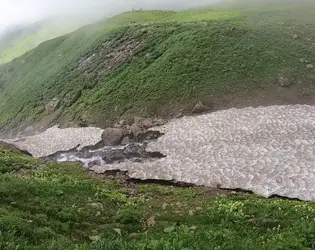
<box><xmin>153</xmin><ymin>79</ymin><xmax>315</xmax><ymax>120</ymax></box>
<box><xmin>78</xmin><ymin>39</ymin><xmax>141</xmax><ymax>75</ymax></box>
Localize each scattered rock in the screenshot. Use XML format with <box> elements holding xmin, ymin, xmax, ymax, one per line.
<box><xmin>130</xmin><ymin>123</ymin><xmax>143</xmax><ymax>136</ymax></box>
<box><xmin>89</xmin><ymin>235</ymin><xmax>100</xmax><ymax>241</ymax></box>
<box><xmin>102</xmin><ymin>143</ymin><xmax>164</xmax><ymax>164</ymax></box>
<box><xmin>293</xmin><ymin>34</ymin><xmax>298</xmax><ymax>39</ymax></box>
<box><xmin>119</xmin><ymin>120</ymin><xmax>127</xmax><ymax>126</ymax></box>
<box><xmin>176</xmin><ymin>202</ymin><xmax>182</xmax><ymax>207</ymax></box>
<box><xmin>147</xmin><ymin>216</ymin><xmax>156</xmax><ymax>227</ymax></box>
<box><xmin>134</xmin><ymin>116</ymin><xmax>145</xmax><ymax>124</ymax></box>
<box><xmin>196</xmin><ymin>207</ymin><xmax>202</xmax><ymax>211</ymax></box>
<box><xmin>189</xmin><ymin>210</ymin><xmax>195</xmax><ymax>216</ymax></box>
<box><xmin>134</xmin><ymin>131</ymin><xmax>161</xmax><ymax>142</ymax></box>
<box><xmin>152</xmin><ymin>118</ymin><xmax>166</xmax><ymax>127</ymax></box>
<box><xmin>307</xmin><ymin>38</ymin><xmax>311</xmax><ymax>42</ymax></box>
<box><xmin>277</xmin><ymin>77</ymin><xmax>292</xmax><ymax>87</ymax></box>
<box><xmin>162</xmin><ymin>203</ymin><xmax>168</xmax><ymax>210</ymax></box>
<box><xmin>175</xmin><ymin>112</ymin><xmax>183</xmax><ymax>119</ymax></box>
<box><xmin>306</xmin><ymin>64</ymin><xmax>314</xmax><ymax>69</ymax></box>
<box><xmin>101</xmin><ymin>128</ymin><xmax>125</xmax><ymax>146</ymax></box>
<box><xmin>45</xmin><ymin>98</ymin><xmax>60</xmax><ymax>113</ymax></box>
<box><xmin>113</xmin><ymin>228</ymin><xmax>122</xmax><ymax>236</ymax></box>
<box><xmin>87</xmin><ymin>160</ymin><xmax>102</xmax><ymax>169</ymax></box>
<box><xmin>121</xmin><ymin>137</ymin><xmax>131</xmax><ymax>145</ymax></box>
<box><xmin>129</xmin><ymin>233</ymin><xmax>140</xmax><ymax>238</ymax></box>
<box><xmin>90</xmin><ymin>203</ymin><xmax>103</xmax><ymax>209</ymax></box>
<box><xmin>140</xmin><ymin>119</ymin><xmax>153</xmax><ymax>129</ymax></box>
<box><xmin>300</xmin><ymin>58</ymin><xmax>309</xmax><ymax>63</ymax></box>
<box><xmin>192</xmin><ymin>101</ymin><xmax>210</xmax><ymax>114</ymax></box>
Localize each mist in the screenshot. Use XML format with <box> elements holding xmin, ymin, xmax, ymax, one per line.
<box><xmin>0</xmin><ymin>0</ymin><xmax>221</xmax><ymax>34</ymax></box>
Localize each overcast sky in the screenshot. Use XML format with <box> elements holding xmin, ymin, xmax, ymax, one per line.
<box><xmin>0</xmin><ymin>0</ymin><xmax>220</xmax><ymax>33</ymax></box>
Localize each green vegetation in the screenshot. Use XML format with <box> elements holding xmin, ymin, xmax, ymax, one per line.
<box><xmin>0</xmin><ymin>19</ymin><xmax>91</xmax><ymax>64</ymax></box>
<box><xmin>0</xmin><ymin>1</ymin><xmax>315</xmax><ymax>134</ymax></box>
<box><xmin>1</xmin><ymin>144</ymin><xmax>315</xmax><ymax>249</ymax></box>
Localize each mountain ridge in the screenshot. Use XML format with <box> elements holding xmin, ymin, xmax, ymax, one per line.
<box><xmin>0</xmin><ymin>3</ymin><xmax>315</xmax><ymax>135</ymax></box>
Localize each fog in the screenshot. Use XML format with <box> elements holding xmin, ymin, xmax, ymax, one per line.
<box><xmin>0</xmin><ymin>0</ymin><xmax>220</xmax><ymax>34</ymax></box>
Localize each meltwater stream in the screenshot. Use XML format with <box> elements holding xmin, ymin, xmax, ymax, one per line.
<box><xmin>4</xmin><ymin>105</ymin><xmax>315</xmax><ymax>201</ymax></box>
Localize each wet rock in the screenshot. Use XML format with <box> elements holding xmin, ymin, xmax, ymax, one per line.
<box><xmin>278</xmin><ymin>77</ymin><xmax>292</xmax><ymax>87</ymax></box>
<box><xmin>76</xmin><ymin>149</ymin><xmax>93</xmax><ymax>158</ymax></box>
<box><xmin>134</xmin><ymin>131</ymin><xmax>161</xmax><ymax>141</ymax></box>
<box><xmin>121</xmin><ymin>136</ymin><xmax>131</xmax><ymax>145</ymax></box>
<box><xmin>103</xmin><ymin>149</ymin><xmax>125</xmax><ymax>163</ymax></box>
<box><xmin>125</xmin><ymin>143</ymin><xmax>146</xmax><ymax>156</ymax></box>
<box><xmin>102</xmin><ymin>128</ymin><xmax>125</xmax><ymax>146</ymax></box>
<box><xmin>192</xmin><ymin>101</ymin><xmax>210</xmax><ymax>114</ymax></box>
<box><xmin>88</xmin><ymin>160</ymin><xmax>102</xmax><ymax>169</ymax></box>
<box><xmin>102</xmin><ymin>142</ymin><xmax>164</xmax><ymax>164</ymax></box>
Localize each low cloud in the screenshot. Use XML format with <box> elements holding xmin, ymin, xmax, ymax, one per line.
<box><xmin>0</xmin><ymin>0</ymin><xmax>220</xmax><ymax>33</ymax></box>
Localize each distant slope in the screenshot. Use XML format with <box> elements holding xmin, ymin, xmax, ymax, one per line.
<box><xmin>0</xmin><ymin>3</ymin><xmax>315</xmax><ymax>134</ymax></box>
<box><xmin>0</xmin><ymin>18</ymin><xmax>91</xmax><ymax>64</ymax></box>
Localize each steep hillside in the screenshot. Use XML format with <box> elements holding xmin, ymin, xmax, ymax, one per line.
<box><xmin>2</xmin><ymin>143</ymin><xmax>315</xmax><ymax>249</ymax></box>
<box><xmin>0</xmin><ymin>3</ymin><xmax>315</xmax><ymax>134</ymax></box>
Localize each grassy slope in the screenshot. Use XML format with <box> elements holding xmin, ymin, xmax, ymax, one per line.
<box><xmin>1</xmin><ymin>144</ymin><xmax>315</xmax><ymax>249</ymax></box>
<box><xmin>0</xmin><ymin>19</ymin><xmax>90</xmax><ymax>64</ymax></box>
<box><xmin>0</xmin><ymin>3</ymin><xmax>315</xmax><ymax>133</ymax></box>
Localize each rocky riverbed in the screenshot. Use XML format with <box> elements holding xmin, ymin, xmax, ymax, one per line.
<box><xmin>3</xmin><ymin>105</ymin><xmax>315</xmax><ymax>201</ymax></box>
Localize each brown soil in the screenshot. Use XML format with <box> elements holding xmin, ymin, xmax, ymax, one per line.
<box><xmin>155</xmin><ymin>80</ymin><xmax>315</xmax><ymax>120</ymax></box>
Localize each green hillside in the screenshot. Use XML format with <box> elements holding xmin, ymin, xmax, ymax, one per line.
<box><xmin>0</xmin><ymin>19</ymin><xmax>90</xmax><ymax>64</ymax></box>
<box><xmin>1</xmin><ymin>2</ymin><xmax>315</xmax><ymax>134</ymax></box>
<box><xmin>1</xmin><ymin>143</ymin><xmax>315</xmax><ymax>249</ymax></box>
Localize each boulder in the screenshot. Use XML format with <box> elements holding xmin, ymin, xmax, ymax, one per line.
<box><xmin>45</xmin><ymin>98</ymin><xmax>60</xmax><ymax>113</ymax></box>
<box><xmin>152</xmin><ymin>118</ymin><xmax>166</xmax><ymax>127</ymax></box>
<box><xmin>140</xmin><ymin>119</ymin><xmax>153</xmax><ymax>129</ymax></box>
<box><xmin>134</xmin><ymin>116</ymin><xmax>145</xmax><ymax>124</ymax></box>
<box><xmin>277</xmin><ymin>77</ymin><xmax>292</xmax><ymax>87</ymax></box>
<box><xmin>130</xmin><ymin>123</ymin><xmax>143</xmax><ymax>136</ymax></box>
<box><xmin>175</xmin><ymin>112</ymin><xmax>183</xmax><ymax>119</ymax></box>
<box><xmin>192</xmin><ymin>102</ymin><xmax>210</xmax><ymax>114</ymax></box>
<box><xmin>119</xmin><ymin>120</ymin><xmax>127</xmax><ymax>126</ymax></box>
<box><xmin>101</xmin><ymin>128</ymin><xmax>125</xmax><ymax>146</ymax></box>
<box><xmin>121</xmin><ymin>136</ymin><xmax>131</xmax><ymax>145</ymax></box>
